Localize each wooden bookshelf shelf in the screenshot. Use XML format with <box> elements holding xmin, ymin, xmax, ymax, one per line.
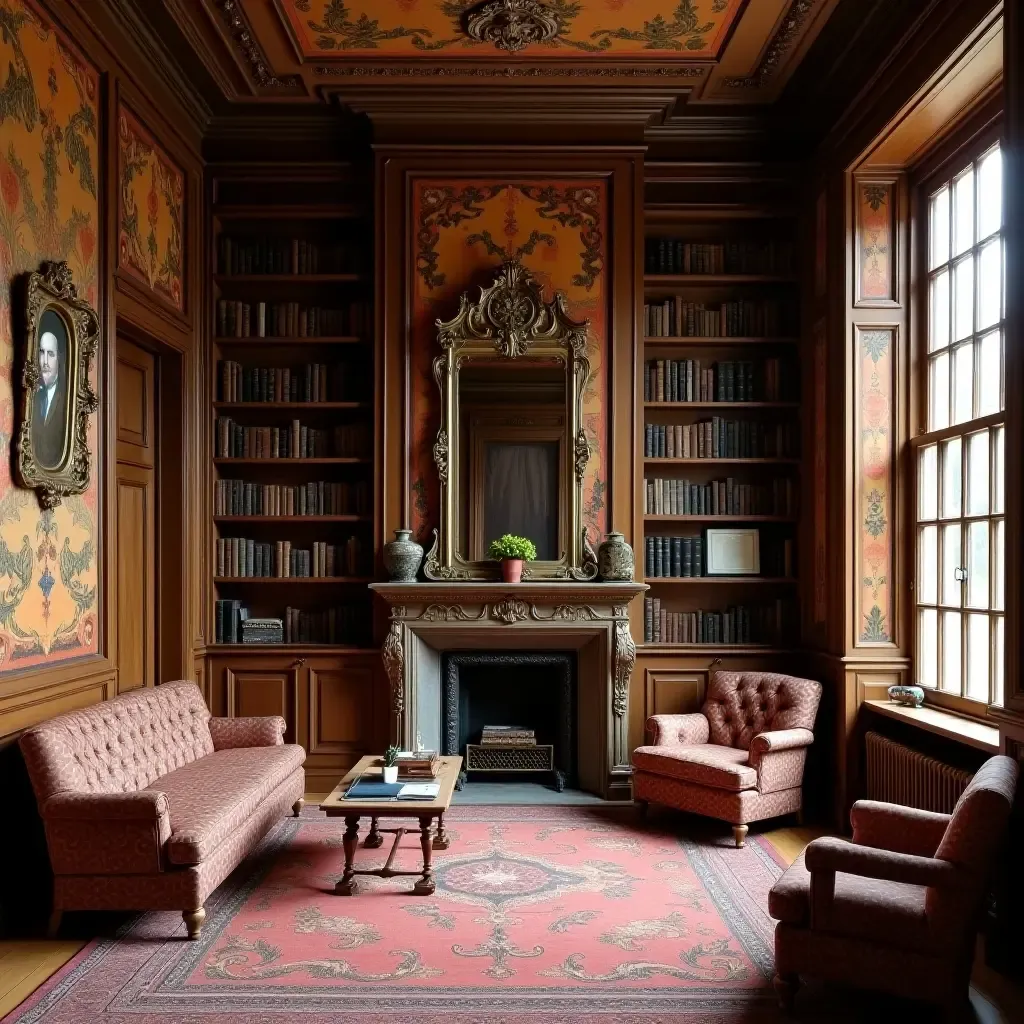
<box><xmin>644</xmin><ymin>576</ymin><xmax>797</xmax><ymax>585</ymax></box>
<box><xmin>214</xmin><ymin>576</ymin><xmax>374</xmax><ymax>584</ymax></box>
<box><xmin>643</xmin><ymin>457</ymin><xmax>799</xmax><ymax>465</ymax></box>
<box><xmin>643</xmin><ymin>401</ymin><xmax>799</xmax><ymax>409</ymax></box>
<box><xmin>212</xmin><ymin>204</ymin><xmax>365</xmax><ymax>221</ymax></box>
<box><xmin>214</xmin><ymin>336</ymin><xmax>363</xmax><ymax>346</ymax></box>
<box><xmin>638</xmin><ymin>644</ymin><xmax>797</xmax><ymax>654</ymax></box>
<box><xmin>643</xmin><ymin>336</ymin><xmax>799</xmax><ymax>346</ymax></box>
<box><xmin>644</xmin><ymin>514</ymin><xmax>797</xmax><ymax>522</ymax></box>
<box><xmin>644</xmin><ymin>274</ymin><xmax>797</xmax><ymax>286</ymax></box>
<box><xmin>213</xmin><ymin>274</ymin><xmax>365</xmax><ymax>285</ymax></box>
<box><xmin>213</xmin><ymin>402</ymin><xmax>370</xmax><ymax>411</ymax></box>
<box><xmin>213</xmin><ymin>516</ymin><xmax>370</xmax><ymax>523</ymax></box>
<box><xmin>213</xmin><ymin>457</ymin><xmax>371</xmax><ymax>465</ymax></box>
<box><xmin>207</xmin><ymin>644</ymin><xmax>378</xmax><ymax>654</ymax></box>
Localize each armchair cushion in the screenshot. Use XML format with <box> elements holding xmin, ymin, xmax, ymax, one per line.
<box><xmin>632</xmin><ymin>743</ymin><xmax>756</xmax><ymax>792</ymax></box>
<box><xmin>644</xmin><ymin>714</ymin><xmax>710</xmax><ymax>746</ymax></box>
<box><xmin>702</xmin><ymin>671</ymin><xmax>821</xmax><ymax>750</ymax></box>
<box><xmin>209</xmin><ymin>716</ymin><xmax>286</xmax><ymax>750</ymax></box>
<box><xmin>850</xmin><ymin>800</ymin><xmax>950</xmax><ymax>858</ymax></box>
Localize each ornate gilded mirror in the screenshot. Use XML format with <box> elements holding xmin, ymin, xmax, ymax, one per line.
<box><xmin>423</xmin><ymin>260</ymin><xmax>597</xmax><ymax>581</ymax></box>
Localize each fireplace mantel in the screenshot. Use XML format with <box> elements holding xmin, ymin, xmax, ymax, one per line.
<box><xmin>369</xmin><ymin>582</ymin><xmax>647</xmax><ymax>800</ymax></box>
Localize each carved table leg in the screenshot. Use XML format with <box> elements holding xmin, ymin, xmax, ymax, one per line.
<box><xmin>413</xmin><ymin>815</ymin><xmax>435</xmax><ymax>895</ymax></box>
<box><xmin>364</xmin><ymin>816</ymin><xmax>384</xmax><ymax>848</ymax></box>
<box><xmin>334</xmin><ymin>815</ymin><xmax>360</xmax><ymax>895</ymax></box>
<box><xmin>432</xmin><ymin>812</ymin><xmax>450</xmax><ymax>851</ymax></box>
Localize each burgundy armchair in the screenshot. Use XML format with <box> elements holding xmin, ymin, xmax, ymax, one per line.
<box><xmin>768</xmin><ymin>754</ymin><xmax>1019</xmax><ymax>1018</ymax></box>
<box><xmin>631</xmin><ymin>670</ymin><xmax>822</xmax><ymax>846</ymax></box>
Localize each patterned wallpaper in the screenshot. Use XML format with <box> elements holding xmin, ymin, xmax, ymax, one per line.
<box><xmin>118</xmin><ymin>104</ymin><xmax>185</xmax><ymax>312</ymax></box>
<box><xmin>857</xmin><ymin>182</ymin><xmax>893</xmax><ymax>303</ymax></box>
<box><xmin>284</xmin><ymin>1</ymin><xmax>741</xmax><ymax>59</ymax></box>
<box><xmin>409</xmin><ymin>179</ymin><xmax>609</xmax><ymax>549</ymax></box>
<box><xmin>0</xmin><ymin>0</ymin><xmax>99</xmax><ymax>669</ymax></box>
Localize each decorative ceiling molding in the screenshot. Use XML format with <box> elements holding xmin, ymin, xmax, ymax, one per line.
<box><xmin>463</xmin><ymin>0</ymin><xmax>561</xmax><ymax>54</ymax></box>
<box><xmin>213</xmin><ymin>0</ymin><xmax>303</xmax><ymax>92</ymax></box>
<box><xmin>313</xmin><ymin>64</ymin><xmax>707</xmax><ymax>79</ymax></box>
<box><xmin>722</xmin><ymin>0</ymin><xmax>821</xmax><ymax>89</ymax></box>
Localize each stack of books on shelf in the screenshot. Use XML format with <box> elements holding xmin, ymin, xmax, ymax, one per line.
<box><xmin>643</xmin><ymin>597</ymin><xmax>796</xmax><ymax>645</ymax></box>
<box><xmin>217</xmin><ymin>236</ymin><xmax>353</xmax><ymax>275</ymax></box>
<box><xmin>218</xmin><ymin>362</ymin><xmax>343</xmax><ymax>403</ymax></box>
<box><xmin>644</xmin><ymin>359</ymin><xmax>788</xmax><ymax>403</ymax></box>
<box><xmin>396</xmin><ymin>751</ymin><xmax>440</xmax><ymax>779</ymax></box>
<box><xmin>645</xmin><ymin>239</ymin><xmax>793</xmax><ymax>275</ymax></box>
<box><xmin>644</xmin><ymin>419</ymin><xmax>796</xmax><ymax>459</ymax></box>
<box><xmin>644</xmin><ymin>535</ymin><xmax>704</xmax><ymax>578</ymax></box>
<box><xmin>216</xmin><ymin>536</ymin><xmax>365</xmax><ymax>578</ymax></box>
<box><xmin>480</xmin><ymin>725</ymin><xmax>536</xmax><ymax>746</ymax></box>
<box><xmin>215</xmin><ymin>479</ymin><xmax>370</xmax><ymax>517</ymax></box>
<box><xmin>644</xmin><ymin>476</ymin><xmax>795</xmax><ymax>517</ymax></box>
<box><xmin>214</xmin><ymin>599</ymin><xmax>248</xmax><ymax>644</ymax></box>
<box><xmin>216</xmin><ymin>300</ymin><xmax>368</xmax><ymax>338</ymax></box>
<box><xmin>643</xmin><ymin>299</ymin><xmax>785</xmax><ymax>338</ymax></box>
<box><xmin>284</xmin><ymin>604</ymin><xmax>370</xmax><ymax>645</ymax></box>
<box><xmin>216</xmin><ymin>420</ymin><xmax>368</xmax><ymax>459</ymax></box>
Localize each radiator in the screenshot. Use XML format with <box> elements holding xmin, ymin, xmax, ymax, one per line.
<box><xmin>865</xmin><ymin>731</ymin><xmax>972</xmax><ymax>814</ymax></box>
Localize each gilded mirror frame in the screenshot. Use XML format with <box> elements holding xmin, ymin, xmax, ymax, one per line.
<box><xmin>423</xmin><ymin>260</ymin><xmax>597</xmax><ymax>581</ymax></box>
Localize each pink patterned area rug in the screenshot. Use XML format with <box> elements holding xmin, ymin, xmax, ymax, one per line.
<box><xmin>4</xmin><ymin>806</ymin><xmax>851</xmax><ymax>1023</ymax></box>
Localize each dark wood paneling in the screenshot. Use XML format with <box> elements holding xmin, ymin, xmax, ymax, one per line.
<box><xmin>308</xmin><ymin>661</ymin><xmax>372</xmax><ymax>757</ymax></box>
<box><xmin>226</xmin><ymin>665</ymin><xmax>300</xmax><ymax>742</ymax></box>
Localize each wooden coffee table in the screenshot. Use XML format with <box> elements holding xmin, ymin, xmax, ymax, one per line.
<box><xmin>320</xmin><ymin>754</ymin><xmax>462</xmax><ymax>896</ymax></box>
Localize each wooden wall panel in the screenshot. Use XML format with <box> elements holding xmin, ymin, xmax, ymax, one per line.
<box><xmin>644</xmin><ymin>669</ymin><xmax>706</xmax><ymax>721</ymax></box>
<box><xmin>226</xmin><ymin>666</ymin><xmax>300</xmax><ymax>742</ymax></box>
<box><xmin>114</xmin><ymin>474</ymin><xmax>153</xmax><ymax>692</ymax></box>
<box><xmin>308</xmin><ymin>663</ymin><xmax>372</xmax><ymax>756</ymax></box>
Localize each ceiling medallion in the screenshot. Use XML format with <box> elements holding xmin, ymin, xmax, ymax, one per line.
<box><xmin>464</xmin><ymin>0</ymin><xmax>561</xmax><ymax>54</ymax></box>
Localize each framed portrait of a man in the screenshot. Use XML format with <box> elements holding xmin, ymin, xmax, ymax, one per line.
<box><xmin>15</xmin><ymin>261</ymin><xmax>99</xmax><ymax>508</ymax></box>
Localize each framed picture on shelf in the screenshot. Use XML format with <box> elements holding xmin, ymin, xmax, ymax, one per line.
<box><xmin>704</xmin><ymin>528</ymin><xmax>760</xmax><ymax>576</ymax></box>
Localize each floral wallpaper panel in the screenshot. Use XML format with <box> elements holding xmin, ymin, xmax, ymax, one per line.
<box><xmin>856</xmin><ymin>327</ymin><xmax>895</xmax><ymax>645</ymax></box>
<box><xmin>857</xmin><ymin>182</ymin><xmax>893</xmax><ymax>303</ymax></box>
<box><xmin>0</xmin><ymin>0</ymin><xmax>99</xmax><ymax>669</ymax></box>
<box><xmin>409</xmin><ymin>178</ymin><xmax>608</xmax><ymax>549</ymax></box>
<box><xmin>117</xmin><ymin>104</ymin><xmax>184</xmax><ymax>312</ymax></box>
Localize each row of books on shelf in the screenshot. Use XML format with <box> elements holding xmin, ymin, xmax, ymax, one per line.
<box><xmin>644</xmin><ymin>299</ymin><xmax>787</xmax><ymax>339</ymax></box>
<box><xmin>644</xmin><ymin>420</ymin><xmax>797</xmax><ymax>460</ymax></box>
<box><xmin>216</xmin><ymin>300</ymin><xmax>368</xmax><ymax>339</ymax></box>
<box><xmin>218</xmin><ymin>362</ymin><xmax>358</xmax><ymax>404</ymax></box>
<box><xmin>645</xmin><ymin>239</ymin><xmax>793</xmax><ymax>276</ymax></box>
<box><xmin>215</xmin><ymin>536</ymin><xmax>365</xmax><ymax>579</ymax></box>
<box><xmin>645</xmin><ymin>534</ymin><xmax>794</xmax><ymax>579</ymax></box>
<box><xmin>215</xmin><ymin>419</ymin><xmax>369</xmax><ymax>459</ymax></box>
<box><xmin>214</xmin><ymin>600</ymin><xmax>370</xmax><ymax>645</ymax></box>
<box><xmin>215</xmin><ymin>479</ymin><xmax>370</xmax><ymax>517</ymax></box>
<box><xmin>645</xmin><ymin>359</ymin><xmax>788</xmax><ymax>403</ymax></box>
<box><xmin>645</xmin><ymin>476</ymin><xmax>795</xmax><ymax>517</ymax></box>
<box><xmin>217</xmin><ymin>236</ymin><xmax>355</xmax><ymax>276</ymax></box>
<box><xmin>643</xmin><ymin>598</ymin><xmax>795</xmax><ymax>645</ymax></box>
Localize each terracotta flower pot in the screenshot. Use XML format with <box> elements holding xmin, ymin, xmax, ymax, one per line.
<box><xmin>501</xmin><ymin>558</ymin><xmax>523</xmax><ymax>583</ymax></box>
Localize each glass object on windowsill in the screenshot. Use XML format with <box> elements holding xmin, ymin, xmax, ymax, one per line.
<box><xmin>888</xmin><ymin>684</ymin><xmax>925</xmax><ymax>708</ymax></box>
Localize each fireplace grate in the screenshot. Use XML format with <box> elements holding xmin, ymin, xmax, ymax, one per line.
<box><xmin>466</xmin><ymin>743</ymin><xmax>554</xmax><ymax>773</ymax></box>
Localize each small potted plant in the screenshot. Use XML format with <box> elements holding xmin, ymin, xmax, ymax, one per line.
<box><xmin>488</xmin><ymin>534</ymin><xmax>537</xmax><ymax>584</ymax></box>
<box><xmin>382</xmin><ymin>744</ymin><xmax>400</xmax><ymax>784</ymax></box>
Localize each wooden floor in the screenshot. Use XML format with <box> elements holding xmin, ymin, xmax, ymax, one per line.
<box><xmin>0</xmin><ymin>807</ymin><xmax>1020</xmax><ymax>1022</ymax></box>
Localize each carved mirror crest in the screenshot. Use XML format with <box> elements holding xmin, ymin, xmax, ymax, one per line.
<box><xmin>423</xmin><ymin>260</ymin><xmax>597</xmax><ymax>582</ymax></box>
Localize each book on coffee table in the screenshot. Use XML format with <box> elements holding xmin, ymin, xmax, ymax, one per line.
<box><xmin>344</xmin><ymin>776</ymin><xmax>440</xmax><ymax>801</ymax></box>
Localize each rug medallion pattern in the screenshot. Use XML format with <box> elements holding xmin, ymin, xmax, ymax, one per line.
<box><xmin>6</xmin><ymin>807</ymin><xmax>789</xmax><ymax>1023</ymax></box>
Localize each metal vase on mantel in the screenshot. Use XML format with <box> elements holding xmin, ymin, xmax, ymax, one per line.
<box><xmin>383</xmin><ymin>528</ymin><xmax>423</xmax><ymax>582</ymax></box>
<box><xmin>598</xmin><ymin>531</ymin><xmax>634</xmax><ymax>582</ymax></box>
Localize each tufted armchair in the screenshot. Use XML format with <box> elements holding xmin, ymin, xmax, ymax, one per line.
<box><xmin>19</xmin><ymin>681</ymin><xmax>305</xmax><ymax>939</ymax></box>
<box><xmin>768</xmin><ymin>755</ymin><xmax>1018</xmax><ymax>1018</ymax></box>
<box><xmin>631</xmin><ymin>671</ymin><xmax>822</xmax><ymax>847</ymax></box>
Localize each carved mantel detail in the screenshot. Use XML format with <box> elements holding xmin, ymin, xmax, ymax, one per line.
<box><xmin>490</xmin><ymin>596</ymin><xmax>530</xmax><ymax>624</ymax></box>
<box><xmin>464</xmin><ymin>0</ymin><xmax>562</xmax><ymax>55</ymax></box>
<box><xmin>612</xmin><ymin>618</ymin><xmax>636</xmax><ymax>720</ymax></box>
<box><xmin>382</xmin><ymin>616</ymin><xmax>405</xmax><ymax>721</ymax></box>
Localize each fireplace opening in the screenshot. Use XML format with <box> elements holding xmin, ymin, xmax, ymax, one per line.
<box><xmin>441</xmin><ymin>652</ymin><xmax>576</xmax><ymax>791</ymax></box>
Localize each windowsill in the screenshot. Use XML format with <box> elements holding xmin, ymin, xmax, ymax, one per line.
<box><xmin>863</xmin><ymin>699</ymin><xmax>1000</xmax><ymax>754</ymax></box>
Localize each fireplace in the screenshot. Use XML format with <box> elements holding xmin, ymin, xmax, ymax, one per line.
<box><xmin>442</xmin><ymin>652</ymin><xmax>576</xmax><ymax>790</ymax></box>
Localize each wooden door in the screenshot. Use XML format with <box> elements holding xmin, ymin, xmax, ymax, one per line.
<box><xmin>115</xmin><ymin>337</ymin><xmax>156</xmax><ymax>693</ymax></box>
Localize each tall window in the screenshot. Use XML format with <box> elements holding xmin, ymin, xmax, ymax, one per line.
<box><xmin>915</xmin><ymin>142</ymin><xmax>1004</xmax><ymax>708</ymax></box>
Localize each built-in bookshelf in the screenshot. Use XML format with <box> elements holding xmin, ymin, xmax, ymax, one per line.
<box><xmin>210</xmin><ymin>177</ymin><xmax>374</xmax><ymax>650</ymax></box>
<box><xmin>639</xmin><ymin>215</ymin><xmax>801</xmax><ymax>651</ymax></box>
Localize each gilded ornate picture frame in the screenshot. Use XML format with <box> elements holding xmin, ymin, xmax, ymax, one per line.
<box><xmin>423</xmin><ymin>259</ymin><xmax>597</xmax><ymax>582</ymax></box>
<box><xmin>15</xmin><ymin>261</ymin><xmax>99</xmax><ymax>509</ymax></box>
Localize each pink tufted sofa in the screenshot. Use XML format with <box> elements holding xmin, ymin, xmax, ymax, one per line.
<box><xmin>19</xmin><ymin>680</ymin><xmax>305</xmax><ymax>939</ymax></box>
<box><xmin>631</xmin><ymin>670</ymin><xmax>822</xmax><ymax>847</ymax></box>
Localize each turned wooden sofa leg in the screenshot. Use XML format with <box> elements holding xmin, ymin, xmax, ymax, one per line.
<box><xmin>46</xmin><ymin>909</ymin><xmax>62</xmax><ymax>938</ymax></box>
<box><xmin>183</xmin><ymin>907</ymin><xmax>206</xmax><ymax>940</ymax></box>
<box><xmin>292</xmin><ymin>797</ymin><xmax>305</xmax><ymax>817</ymax></box>
<box><xmin>732</xmin><ymin>824</ymin><xmax>749</xmax><ymax>848</ymax></box>
<box><xmin>773</xmin><ymin>972</ymin><xmax>800</xmax><ymax>1011</ymax></box>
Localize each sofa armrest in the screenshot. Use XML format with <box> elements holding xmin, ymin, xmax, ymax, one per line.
<box><xmin>645</xmin><ymin>713</ymin><xmax>710</xmax><ymax>746</ymax></box>
<box><xmin>850</xmin><ymin>800</ymin><xmax>951</xmax><ymax>858</ymax></box>
<box><xmin>209</xmin><ymin>716</ymin><xmax>285</xmax><ymax>749</ymax></box>
<box><xmin>750</xmin><ymin>728</ymin><xmax>815</xmax><ymax>755</ymax></box>
<box><xmin>41</xmin><ymin>792</ymin><xmax>171</xmax><ymax>875</ymax></box>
